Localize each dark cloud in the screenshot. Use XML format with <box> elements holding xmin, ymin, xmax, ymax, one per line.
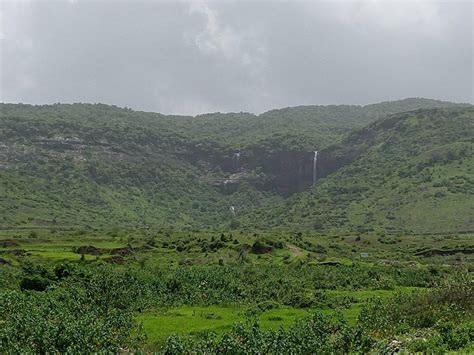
<box><xmin>1</xmin><ymin>0</ymin><xmax>472</xmax><ymax>115</ymax></box>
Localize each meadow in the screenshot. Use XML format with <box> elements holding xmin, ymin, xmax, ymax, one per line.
<box><xmin>0</xmin><ymin>228</ymin><xmax>472</xmax><ymax>352</ymax></box>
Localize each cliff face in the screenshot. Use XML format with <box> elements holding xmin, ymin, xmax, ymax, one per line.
<box><xmin>195</xmin><ymin>147</ymin><xmax>344</xmax><ymax>196</ymax></box>
<box><xmin>206</xmin><ymin>142</ymin><xmax>368</xmax><ymax>196</ymax></box>
<box><xmin>238</xmin><ymin>149</ymin><xmax>314</xmax><ymax>195</ymax></box>
<box><xmin>4</xmin><ymin>132</ymin><xmax>347</xmax><ymax>197</ymax></box>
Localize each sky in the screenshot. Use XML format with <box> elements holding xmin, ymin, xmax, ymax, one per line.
<box><xmin>0</xmin><ymin>0</ymin><xmax>472</xmax><ymax>115</ymax></box>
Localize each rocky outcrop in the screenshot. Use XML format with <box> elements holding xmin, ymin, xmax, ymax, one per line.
<box><xmin>176</xmin><ymin>138</ymin><xmax>359</xmax><ymax>195</ymax></box>
<box><xmin>205</xmin><ymin>149</ymin><xmax>316</xmax><ymax>195</ymax></box>
<box><xmin>199</xmin><ymin>145</ymin><xmax>354</xmax><ymax>195</ymax></box>
<box><xmin>75</xmin><ymin>245</ymin><xmax>102</xmax><ymax>255</ymax></box>
<box><xmin>240</xmin><ymin>149</ymin><xmax>315</xmax><ymax>195</ymax></box>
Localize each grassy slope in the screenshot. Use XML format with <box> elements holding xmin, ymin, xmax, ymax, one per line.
<box><xmin>180</xmin><ymin>97</ymin><xmax>465</xmax><ymax>150</ymax></box>
<box><xmin>0</xmin><ymin>99</ymin><xmax>471</xmax><ymax>232</ymax></box>
<box><xmin>275</xmin><ymin>108</ymin><xmax>474</xmax><ymax>233</ymax></box>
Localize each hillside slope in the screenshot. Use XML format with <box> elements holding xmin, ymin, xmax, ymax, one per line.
<box><xmin>178</xmin><ymin>97</ymin><xmax>465</xmax><ymax>150</ymax></box>
<box><xmin>270</xmin><ymin>107</ymin><xmax>474</xmax><ymax>234</ymax></box>
<box><xmin>0</xmin><ymin>104</ymin><xmax>237</xmax><ymax>229</ymax></box>
<box><xmin>0</xmin><ymin>99</ymin><xmax>471</xmax><ymax>232</ymax></box>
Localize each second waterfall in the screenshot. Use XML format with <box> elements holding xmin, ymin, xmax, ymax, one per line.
<box><xmin>312</xmin><ymin>151</ymin><xmax>318</xmax><ymax>184</ymax></box>
<box><xmin>233</xmin><ymin>151</ymin><xmax>241</xmax><ymax>172</ymax></box>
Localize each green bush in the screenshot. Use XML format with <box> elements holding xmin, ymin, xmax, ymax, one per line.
<box><xmin>162</xmin><ymin>313</ymin><xmax>352</xmax><ymax>354</ymax></box>
<box><xmin>0</xmin><ymin>288</ymin><xmax>144</xmax><ymax>352</ymax></box>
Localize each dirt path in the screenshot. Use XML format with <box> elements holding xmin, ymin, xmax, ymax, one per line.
<box><xmin>288</xmin><ymin>244</ymin><xmax>303</xmax><ymax>257</ymax></box>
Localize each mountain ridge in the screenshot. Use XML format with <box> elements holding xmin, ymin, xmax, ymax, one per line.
<box><xmin>0</xmin><ymin>98</ymin><xmax>472</xmax><ymax>232</ymax></box>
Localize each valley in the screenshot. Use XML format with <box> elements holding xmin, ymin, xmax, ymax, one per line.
<box><xmin>0</xmin><ymin>99</ymin><xmax>472</xmax><ymax>353</ymax></box>
<box><xmin>0</xmin><ymin>99</ymin><xmax>472</xmax><ymax>233</ymax></box>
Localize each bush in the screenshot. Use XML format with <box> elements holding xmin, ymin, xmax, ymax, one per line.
<box><xmin>0</xmin><ymin>287</ymin><xmax>144</xmax><ymax>352</ymax></box>
<box><xmin>20</xmin><ymin>276</ymin><xmax>51</xmax><ymax>291</ymax></box>
<box><xmin>356</xmin><ymin>271</ymin><xmax>473</xmax><ymax>349</ymax></box>
<box><xmin>162</xmin><ymin>313</ymin><xmax>352</xmax><ymax>354</ymax></box>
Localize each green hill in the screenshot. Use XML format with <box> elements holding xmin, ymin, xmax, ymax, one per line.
<box><xmin>175</xmin><ymin>97</ymin><xmax>465</xmax><ymax>150</ymax></box>
<box><xmin>0</xmin><ymin>99</ymin><xmax>471</xmax><ymax>232</ymax></box>
<box><xmin>270</xmin><ymin>107</ymin><xmax>474</xmax><ymax>234</ymax></box>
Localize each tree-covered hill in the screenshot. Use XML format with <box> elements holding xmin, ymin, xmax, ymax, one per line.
<box><xmin>177</xmin><ymin>97</ymin><xmax>466</xmax><ymax>150</ymax></box>
<box><xmin>267</xmin><ymin>107</ymin><xmax>474</xmax><ymax>234</ymax></box>
<box><xmin>0</xmin><ymin>99</ymin><xmax>471</xmax><ymax>232</ymax></box>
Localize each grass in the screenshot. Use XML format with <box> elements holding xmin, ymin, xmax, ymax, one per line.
<box><xmin>137</xmin><ymin>287</ymin><xmax>423</xmax><ymax>346</ymax></box>
<box><xmin>138</xmin><ymin>306</ymin><xmax>242</xmax><ymax>345</ymax></box>
<box><xmin>138</xmin><ymin>306</ymin><xmax>315</xmax><ymax>347</ymax></box>
<box><xmin>0</xmin><ymin>227</ymin><xmax>472</xmax><ymax>352</ymax></box>
<box><xmin>1</xmin><ymin>229</ymin><xmax>472</xmax><ymax>266</ymax></box>
<box><xmin>0</xmin><ymin>228</ymin><xmax>469</xmax><ymax>347</ymax></box>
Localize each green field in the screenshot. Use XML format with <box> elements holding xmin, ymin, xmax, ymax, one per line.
<box><xmin>0</xmin><ymin>101</ymin><xmax>472</xmax><ymax>353</ymax></box>
<box><xmin>138</xmin><ymin>306</ymin><xmax>308</xmax><ymax>346</ymax></box>
<box><xmin>138</xmin><ymin>287</ymin><xmax>421</xmax><ymax>347</ymax></box>
<box><xmin>1</xmin><ymin>228</ymin><xmax>472</xmax><ymax>352</ymax></box>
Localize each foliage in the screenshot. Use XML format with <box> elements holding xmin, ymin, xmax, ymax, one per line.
<box><xmin>0</xmin><ymin>280</ymin><xmax>144</xmax><ymax>352</ymax></box>
<box><xmin>160</xmin><ymin>272</ymin><xmax>473</xmax><ymax>353</ymax></box>
<box><xmin>355</xmin><ymin>272</ymin><xmax>473</xmax><ymax>352</ymax></box>
<box><xmin>0</xmin><ymin>230</ymin><xmax>472</xmax><ymax>352</ymax></box>
<box><xmin>0</xmin><ymin>100</ymin><xmax>470</xmax><ymax>232</ymax></box>
<box><xmin>277</xmin><ymin>107</ymin><xmax>474</xmax><ymax>234</ymax></box>
<box><xmin>0</xmin><ymin>98</ymin><xmax>472</xmax><ymax>352</ymax></box>
<box><xmin>162</xmin><ymin>312</ymin><xmax>353</xmax><ymax>354</ymax></box>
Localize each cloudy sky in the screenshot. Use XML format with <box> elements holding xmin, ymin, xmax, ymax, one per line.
<box><xmin>0</xmin><ymin>0</ymin><xmax>472</xmax><ymax>115</ymax></box>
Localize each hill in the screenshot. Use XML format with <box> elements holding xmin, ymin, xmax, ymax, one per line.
<box><xmin>0</xmin><ymin>99</ymin><xmax>471</xmax><ymax>232</ymax></box>
<box><xmin>176</xmin><ymin>97</ymin><xmax>465</xmax><ymax>150</ymax></box>
<box><xmin>267</xmin><ymin>107</ymin><xmax>474</xmax><ymax>234</ymax></box>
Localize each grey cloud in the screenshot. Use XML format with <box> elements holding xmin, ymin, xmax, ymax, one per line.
<box><xmin>1</xmin><ymin>0</ymin><xmax>472</xmax><ymax>115</ymax></box>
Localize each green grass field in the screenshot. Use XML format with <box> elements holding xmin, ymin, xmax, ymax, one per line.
<box><xmin>138</xmin><ymin>306</ymin><xmax>309</xmax><ymax>346</ymax></box>
<box><xmin>137</xmin><ymin>286</ymin><xmax>427</xmax><ymax>347</ymax></box>
<box><xmin>0</xmin><ymin>230</ymin><xmax>466</xmax><ymax>349</ymax></box>
<box><xmin>2</xmin><ymin>228</ymin><xmax>472</xmax><ymax>265</ymax></box>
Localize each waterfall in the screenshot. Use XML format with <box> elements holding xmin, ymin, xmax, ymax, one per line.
<box><xmin>233</xmin><ymin>151</ymin><xmax>241</xmax><ymax>171</ymax></box>
<box><xmin>312</xmin><ymin>151</ymin><xmax>318</xmax><ymax>184</ymax></box>
<box><xmin>230</xmin><ymin>206</ymin><xmax>235</xmax><ymax>214</ymax></box>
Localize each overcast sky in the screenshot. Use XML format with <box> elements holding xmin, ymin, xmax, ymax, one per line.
<box><xmin>0</xmin><ymin>0</ymin><xmax>472</xmax><ymax>115</ymax></box>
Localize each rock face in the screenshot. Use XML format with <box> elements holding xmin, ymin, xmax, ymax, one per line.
<box><xmin>239</xmin><ymin>149</ymin><xmax>315</xmax><ymax>195</ymax></box>
<box><xmin>16</xmin><ymin>130</ymin><xmax>350</xmax><ymax>196</ymax></box>
<box><xmin>315</xmin><ymin>148</ymin><xmax>352</xmax><ymax>181</ymax></box>
<box><xmin>203</xmin><ymin>148</ymin><xmax>344</xmax><ymax>196</ymax></box>
<box><xmin>186</xmin><ymin>141</ymin><xmax>355</xmax><ymax>196</ymax></box>
<box><xmin>75</xmin><ymin>245</ymin><xmax>102</xmax><ymax>255</ymax></box>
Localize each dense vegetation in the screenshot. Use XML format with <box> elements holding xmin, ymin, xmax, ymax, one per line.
<box><xmin>273</xmin><ymin>107</ymin><xmax>474</xmax><ymax>233</ymax></box>
<box><xmin>0</xmin><ymin>98</ymin><xmax>472</xmax><ymax>352</ymax></box>
<box><xmin>0</xmin><ymin>230</ymin><xmax>472</xmax><ymax>352</ymax></box>
<box><xmin>0</xmin><ymin>99</ymin><xmax>472</xmax><ymax>233</ymax></box>
<box><xmin>163</xmin><ymin>274</ymin><xmax>472</xmax><ymax>354</ymax></box>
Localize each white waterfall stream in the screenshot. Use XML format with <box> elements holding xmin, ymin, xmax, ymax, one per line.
<box><xmin>312</xmin><ymin>151</ymin><xmax>318</xmax><ymax>184</ymax></box>
<box><xmin>233</xmin><ymin>151</ymin><xmax>240</xmax><ymax>171</ymax></box>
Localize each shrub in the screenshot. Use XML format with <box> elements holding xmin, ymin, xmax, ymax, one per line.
<box><xmin>0</xmin><ymin>287</ymin><xmax>144</xmax><ymax>352</ymax></box>
<box><xmin>20</xmin><ymin>275</ymin><xmax>51</xmax><ymax>291</ymax></box>
<box><xmin>161</xmin><ymin>313</ymin><xmax>352</xmax><ymax>354</ymax></box>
